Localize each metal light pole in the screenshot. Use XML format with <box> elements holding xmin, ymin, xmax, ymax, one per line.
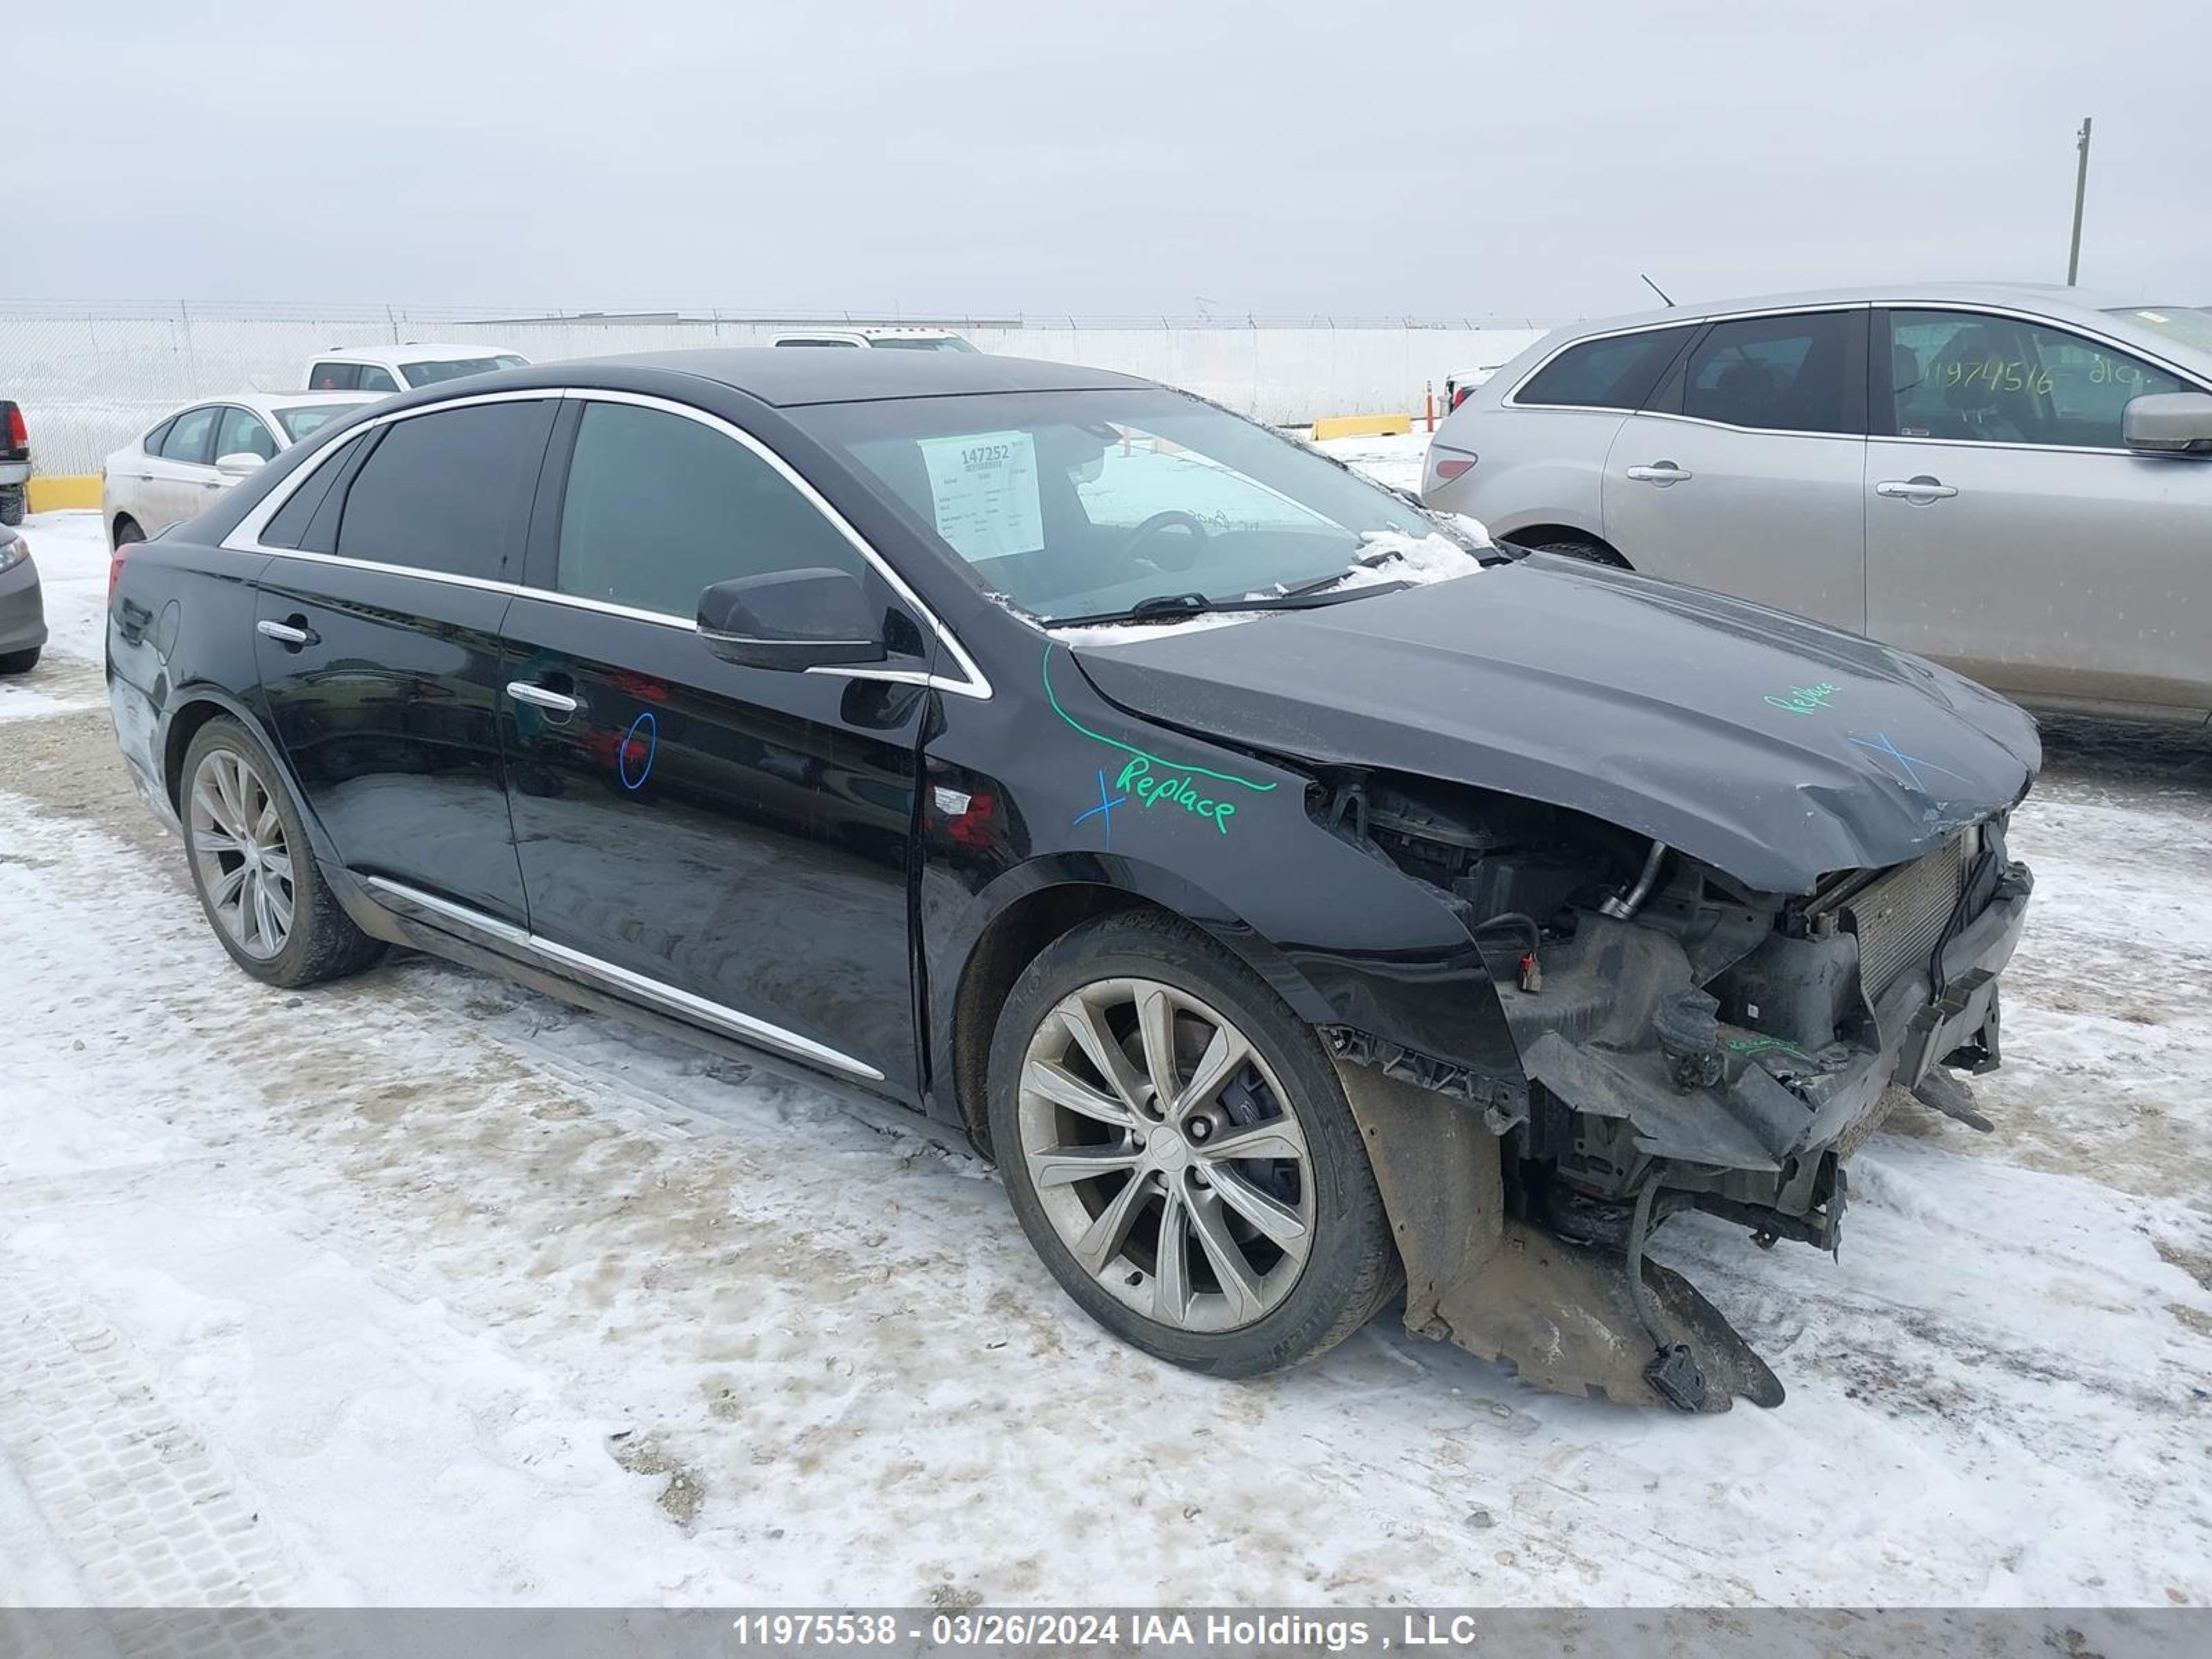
<box><xmin>2066</xmin><ymin>117</ymin><xmax>2093</xmax><ymax>285</ymax></box>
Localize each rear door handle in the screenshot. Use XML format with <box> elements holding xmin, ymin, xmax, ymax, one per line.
<box><xmin>507</xmin><ymin>680</ymin><xmax>580</xmax><ymax>714</ymax></box>
<box><xmin>1875</xmin><ymin>476</ymin><xmax>1958</xmax><ymax>501</ymax></box>
<box><xmin>1625</xmin><ymin>462</ymin><xmax>1692</xmax><ymax>484</ymax></box>
<box><xmin>255</xmin><ymin>619</ymin><xmax>317</xmax><ymax>648</ymax></box>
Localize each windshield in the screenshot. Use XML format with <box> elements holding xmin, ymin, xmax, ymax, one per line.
<box><xmin>798</xmin><ymin>387</ymin><xmax>1465</xmax><ymax>624</ymax></box>
<box><xmin>274</xmin><ymin>404</ymin><xmax>359</xmax><ymax>442</ymax></box>
<box><xmin>401</xmin><ymin>355</ymin><xmax>527</xmax><ymax>386</ymax></box>
<box><xmin>2104</xmin><ymin>307</ymin><xmax>2212</xmax><ymax>357</ymax></box>
<box><xmin>869</xmin><ymin>336</ymin><xmax>978</xmax><ymax>353</ymax></box>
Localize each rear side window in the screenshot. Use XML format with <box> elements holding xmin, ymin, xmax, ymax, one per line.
<box><xmin>215</xmin><ymin>407</ymin><xmax>279</xmax><ymax>461</ymax></box>
<box><xmin>1515</xmin><ymin>327</ymin><xmax>1691</xmax><ymax>409</ymax></box>
<box><xmin>261</xmin><ymin>432</ymin><xmax>371</xmax><ymax>551</ymax></box>
<box><xmin>554</xmin><ymin>401</ymin><xmax>864</xmax><ymax>617</ymax></box>
<box><xmin>308</xmin><ymin>362</ymin><xmax>359</xmax><ymax>391</ymax></box>
<box><xmin>335</xmin><ymin>402</ymin><xmax>550</xmax><ymax>580</ymax></box>
<box><xmin>142</xmin><ymin>418</ymin><xmax>176</xmax><ymax>456</ymax></box>
<box><xmin>775</xmin><ymin>337</ymin><xmax>861</xmax><ymax>348</ymax></box>
<box><xmin>159</xmin><ymin>406</ymin><xmax>219</xmax><ymax>464</ymax></box>
<box><xmin>1681</xmin><ymin>312</ymin><xmax>1857</xmax><ymax>433</ymax></box>
<box><xmin>357</xmin><ymin>366</ymin><xmax>401</xmax><ymax>393</ymax></box>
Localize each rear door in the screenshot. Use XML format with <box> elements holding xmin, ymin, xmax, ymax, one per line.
<box><xmin>1602</xmin><ymin>308</ymin><xmax>1870</xmax><ymax>629</ymax></box>
<box><xmin>145</xmin><ymin>404</ymin><xmax>225</xmax><ymax>532</ymax></box>
<box><xmin>498</xmin><ymin>393</ymin><xmax>932</xmax><ymax>1092</ymax></box>
<box><xmin>253</xmin><ymin>394</ymin><xmax>557</xmax><ymax>924</ymax></box>
<box><xmin>1866</xmin><ymin>307</ymin><xmax>2212</xmax><ymax>717</ymax></box>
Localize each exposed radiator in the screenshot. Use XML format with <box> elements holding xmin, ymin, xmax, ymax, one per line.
<box><xmin>1845</xmin><ymin>832</ymin><xmax>1972</xmax><ymax>1005</ymax></box>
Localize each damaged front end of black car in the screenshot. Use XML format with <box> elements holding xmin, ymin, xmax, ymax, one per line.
<box><xmin>1072</xmin><ymin>556</ymin><xmax>2040</xmax><ymax>1411</ymax></box>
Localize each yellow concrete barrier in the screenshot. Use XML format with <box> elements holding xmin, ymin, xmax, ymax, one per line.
<box><xmin>27</xmin><ymin>475</ymin><xmax>103</xmax><ymax>512</ymax></box>
<box><xmin>1309</xmin><ymin>413</ymin><xmax>1412</xmax><ymax>442</ymax></box>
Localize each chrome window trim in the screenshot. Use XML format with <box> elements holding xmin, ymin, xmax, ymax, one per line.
<box><xmin>223</xmin><ymin>384</ymin><xmax>993</xmax><ymax>701</ymax></box>
<box><xmin>362</xmin><ymin>877</ymin><xmax>886</xmax><ymax>1082</ymax></box>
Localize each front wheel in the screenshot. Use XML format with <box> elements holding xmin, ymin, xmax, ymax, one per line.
<box><xmin>0</xmin><ymin>489</ymin><xmax>23</xmax><ymax>527</ymax></box>
<box><xmin>180</xmin><ymin>718</ymin><xmax>385</xmax><ymax>986</ymax></box>
<box><xmin>988</xmin><ymin>912</ymin><xmax>1400</xmax><ymax>1377</ymax></box>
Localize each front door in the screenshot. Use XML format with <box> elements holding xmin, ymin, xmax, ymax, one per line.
<box><xmin>254</xmin><ymin>395</ymin><xmax>557</xmax><ymax>925</ymax></box>
<box><xmin>1866</xmin><ymin>308</ymin><xmax>2212</xmax><ymax>717</ymax></box>
<box><xmin>1604</xmin><ymin>308</ymin><xmax>1869</xmax><ymax>630</ymax></box>
<box><xmin>500</xmin><ymin>395</ymin><xmax>931</xmax><ymax>1092</ymax></box>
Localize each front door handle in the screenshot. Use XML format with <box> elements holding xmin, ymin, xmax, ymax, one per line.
<box><xmin>507</xmin><ymin>680</ymin><xmax>580</xmax><ymax>715</ymax></box>
<box><xmin>1625</xmin><ymin>462</ymin><xmax>1692</xmax><ymax>485</ymax></box>
<box><xmin>1875</xmin><ymin>476</ymin><xmax>1958</xmax><ymax>501</ymax></box>
<box><xmin>256</xmin><ymin>618</ymin><xmax>318</xmax><ymax>649</ymax></box>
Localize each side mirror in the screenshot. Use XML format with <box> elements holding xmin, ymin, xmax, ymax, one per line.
<box><xmin>696</xmin><ymin>567</ymin><xmax>885</xmax><ymax>672</ymax></box>
<box><xmin>215</xmin><ymin>451</ymin><xmax>267</xmax><ymax>479</ymax></box>
<box><xmin>2121</xmin><ymin>391</ymin><xmax>2212</xmax><ymax>456</ymax></box>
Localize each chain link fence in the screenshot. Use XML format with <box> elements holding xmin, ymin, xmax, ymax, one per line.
<box><xmin>0</xmin><ymin>301</ymin><xmax>1553</xmax><ymax>476</ymax></box>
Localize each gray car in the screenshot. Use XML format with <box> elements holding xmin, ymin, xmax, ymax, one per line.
<box><xmin>1425</xmin><ymin>285</ymin><xmax>2212</xmax><ymax>726</ymax></box>
<box><xmin>0</xmin><ymin>521</ymin><xmax>45</xmax><ymax>673</ymax></box>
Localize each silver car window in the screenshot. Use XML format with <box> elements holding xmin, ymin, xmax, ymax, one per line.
<box><xmin>1888</xmin><ymin>310</ymin><xmax>2186</xmax><ymax>449</ymax></box>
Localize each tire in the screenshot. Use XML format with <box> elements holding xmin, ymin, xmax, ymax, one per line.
<box><xmin>113</xmin><ymin>514</ymin><xmax>144</xmax><ymax>549</ymax></box>
<box><xmin>0</xmin><ymin>646</ymin><xmax>38</xmax><ymax>674</ymax></box>
<box><xmin>988</xmin><ymin>911</ymin><xmax>1400</xmax><ymax>1378</ymax></box>
<box><xmin>1526</xmin><ymin>536</ymin><xmax>1627</xmax><ymax>568</ymax></box>
<box><xmin>179</xmin><ymin>717</ymin><xmax>385</xmax><ymax>987</ymax></box>
<box><xmin>0</xmin><ymin>489</ymin><xmax>23</xmax><ymax>527</ymax></box>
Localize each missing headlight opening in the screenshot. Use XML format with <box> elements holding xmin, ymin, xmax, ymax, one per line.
<box><xmin>1313</xmin><ymin>767</ymin><xmax>2032</xmax><ymax>1412</ymax></box>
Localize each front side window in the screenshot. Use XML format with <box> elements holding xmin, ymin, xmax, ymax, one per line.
<box><xmin>357</xmin><ymin>366</ymin><xmax>401</xmax><ymax>393</ymax></box>
<box><xmin>160</xmin><ymin>406</ymin><xmax>219</xmax><ymax>465</ymax></box>
<box><xmin>869</xmin><ymin>336</ymin><xmax>978</xmax><ymax>353</ymax></box>
<box><xmin>776</xmin><ymin>337</ymin><xmax>862</xmax><ymax>348</ymax></box>
<box><xmin>799</xmin><ymin>387</ymin><xmax>1461</xmax><ymax>625</ymax></box>
<box><xmin>555</xmin><ymin>402</ymin><xmax>864</xmax><ymax>617</ymax></box>
<box><xmin>1515</xmin><ymin>327</ymin><xmax>1691</xmax><ymax>410</ymax></box>
<box><xmin>1681</xmin><ymin>312</ymin><xmax>1855</xmax><ymax>433</ymax></box>
<box><xmin>335</xmin><ymin>402</ymin><xmax>547</xmax><ymax>579</ymax></box>
<box><xmin>215</xmin><ymin>407</ymin><xmax>278</xmax><ymax>461</ymax></box>
<box><xmin>1888</xmin><ymin>310</ymin><xmax>2187</xmax><ymax>447</ymax></box>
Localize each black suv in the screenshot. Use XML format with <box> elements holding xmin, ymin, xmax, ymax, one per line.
<box><xmin>106</xmin><ymin>350</ymin><xmax>2038</xmax><ymax>1409</ymax></box>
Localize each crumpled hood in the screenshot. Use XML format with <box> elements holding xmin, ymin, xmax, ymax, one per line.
<box><xmin>1068</xmin><ymin>554</ymin><xmax>2041</xmax><ymax>894</ymax></box>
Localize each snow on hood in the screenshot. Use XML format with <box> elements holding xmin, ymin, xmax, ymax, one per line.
<box><xmin>1043</xmin><ymin>525</ymin><xmax>1487</xmax><ymax>646</ymax></box>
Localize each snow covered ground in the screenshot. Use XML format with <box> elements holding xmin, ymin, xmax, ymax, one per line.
<box><xmin>1</xmin><ymin>496</ymin><xmax>2208</xmax><ymax>1610</ymax></box>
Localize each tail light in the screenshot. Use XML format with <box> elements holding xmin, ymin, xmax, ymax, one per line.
<box><xmin>109</xmin><ymin>543</ymin><xmax>130</xmax><ymax>601</ymax></box>
<box><xmin>1450</xmin><ymin>386</ymin><xmax>1474</xmax><ymax>411</ymax></box>
<box><xmin>1432</xmin><ymin>449</ymin><xmax>1478</xmax><ymax>482</ymax></box>
<box><xmin>4</xmin><ymin>406</ymin><xmax>24</xmax><ymax>449</ymax></box>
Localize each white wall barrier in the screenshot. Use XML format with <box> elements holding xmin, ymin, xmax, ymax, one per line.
<box><xmin>1</xmin><ymin>305</ymin><xmax>1550</xmax><ymax>476</ymax></box>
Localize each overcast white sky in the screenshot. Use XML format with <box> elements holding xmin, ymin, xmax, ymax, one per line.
<box><xmin>17</xmin><ymin>0</ymin><xmax>2208</xmax><ymax>322</ymax></box>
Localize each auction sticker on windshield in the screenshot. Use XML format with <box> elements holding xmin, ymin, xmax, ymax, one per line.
<box><xmin>919</xmin><ymin>429</ymin><xmax>1045</xmax><ymax>563</ymax></box>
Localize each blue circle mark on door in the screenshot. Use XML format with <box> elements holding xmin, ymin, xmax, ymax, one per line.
<box><xmin>618</xmin><ymin>711</ymin><xmax>658</xmax><ymax>791</ymax></box>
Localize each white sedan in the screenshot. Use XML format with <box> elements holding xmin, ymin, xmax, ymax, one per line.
<box><xmin>102</xmin><ymin>392</ymin><xmax>382</xmax><ymax>549</ymax></box>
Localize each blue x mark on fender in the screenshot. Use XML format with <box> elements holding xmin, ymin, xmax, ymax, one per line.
<box><xmin>1072</xmin><ymin>768</ymin><xmax>1127</xmax><ymax>846</ymax></box>
<box><xmin>1849</xmin><ymin>730</ymin><xmax>1970</xmax><ymax>795</ymax></box>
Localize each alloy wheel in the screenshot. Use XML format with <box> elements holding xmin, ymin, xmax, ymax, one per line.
<box><xmin>187</xmin><ymin>748</ymin><xmax>295</xmax><ymax>961</ymax></box>
<box><xmin>1015</xmin><ymin>977</ymin><xmax>1315</xmax><ymax>1332</ymax></box>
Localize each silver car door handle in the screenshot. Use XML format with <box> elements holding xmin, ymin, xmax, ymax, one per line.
<box><xmin>1875</xmin><ymin>478</ymin><xmax>1958</xmax><ymax>500</ymax></box>
<box><xmin>1624</xmin><ymin>463</ymin><xmax>1692</xmax><ymax>483</ymax></box>
<box><xmin>507</xmin><ymin>681</ymin><xmax>579</xmax><ymax>714</ymax></box>
<box><xmin>255</xmin><ymin>619</ymin><xmax>316</xmax><ymax>647</ymax></box>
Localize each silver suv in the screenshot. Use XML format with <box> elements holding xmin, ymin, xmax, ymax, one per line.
<box><xmin>1425</xmin><ymin>285</ymin><xmax>2212</xmax><ymax>726</ymax></box>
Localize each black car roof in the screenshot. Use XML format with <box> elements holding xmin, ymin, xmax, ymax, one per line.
<box><xmin>562</xmin><ymin>348</ymin><xmax>1154</xmax><ymax>408</ymax></box>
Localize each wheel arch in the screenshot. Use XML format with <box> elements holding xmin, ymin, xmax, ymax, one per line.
<box><xmin>158</xmin><ymin>686</ymin><xmax>343</xmax><ymax>868</ymax></box>
<box><xmin>1498</xmin><ymin>523</ymin><xmax>1632</xmax><ymax>568</ymax></box>
<box><xmin>934</xmin><ymin>856</ymin><xmax>1339</xmax><ymax>1159</ymax></box>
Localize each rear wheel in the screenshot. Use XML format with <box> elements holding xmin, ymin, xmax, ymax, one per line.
<box><xmin>0</xmin><ymin>647</ymin><xmax>38</xmax><ymax>674</ymax></box>
<box><xmin>180</xmin><ymin>718</ymin><xmax>384</xmax><ymax>986</ymax></box>
<box><xmin>988</xmin><ymin>912</ymin><xmax>1399</xmax><ymax>1377</ymax></box>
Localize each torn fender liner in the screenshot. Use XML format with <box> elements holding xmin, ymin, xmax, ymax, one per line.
<box><xmin>1335</xmin><ymin>1056</ymin><xmax>1783</xmax><ymax>1412</ymax></box>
